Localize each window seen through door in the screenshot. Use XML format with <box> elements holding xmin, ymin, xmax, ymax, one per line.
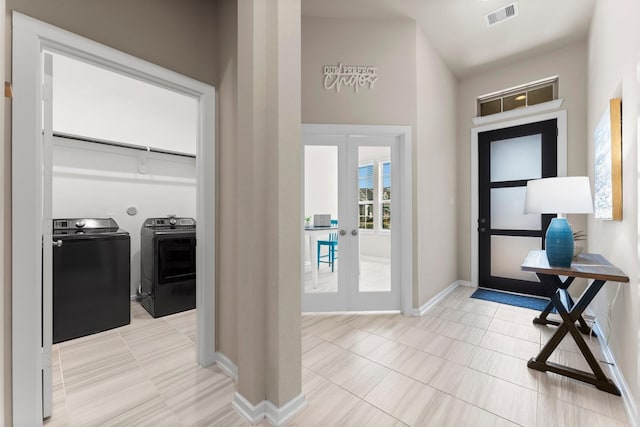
<box><xmin>381</xmin><ymin>162</ymin><xmax>391</xmax><ymax>230</ymax></box>
<box><xmin>359</xmin><ymin>161</ymin><xmax>391</xmax><ymax>230</ymax></box>
<box><xmin>359</xmin><ymin>164</ymin><xmax>374</xmax><ymax>229</ymax></box>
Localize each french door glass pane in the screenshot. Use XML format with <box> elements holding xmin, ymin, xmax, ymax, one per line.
<box><xmin>358</xmin><ymin>146</ymin><xmax>391</xmax><ymax>292</ymax></box>
<box><xmin>490</xmin><ymin>187</ymin><xmax>541</xmax><ymax>230</ymax></box>
<box><xmin>304</xmin><ymin>145</ymin><xmax>338</xmax><ymax>293</ymax></box>
<box><xmin>359</xmin><ymin>203</ymin><xmax>374</xmax><ymax>229</ymax></box>
<box><xmin>490</xmin><ymin>135</ymin><xmax>542</xmax><ymax>182</ymax></box>
<box><xmin>382</xmin><ymin>203</ymin><xmax>391</xmax><ymax>230</ymax></box>
<box><xmin>491</xmin><ymin>235</ymin><xmax>541</xmax><ymax>282</ymax></box>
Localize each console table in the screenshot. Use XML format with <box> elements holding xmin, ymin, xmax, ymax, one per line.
<box><xmin>521</xmin><ymin>250</ymin><xmax>629</xmax><ymax>395</ymax></box>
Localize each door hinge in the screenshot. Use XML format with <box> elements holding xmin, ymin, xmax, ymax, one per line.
<box><xmin>41</xmin><ymin>347</ymin><xmax>51</xmax><ymax>370</ymax></box>
<box><xmin>42</xmin><ymin>83</ymin><xmax>51</xmax><ymax>103</ymax></box>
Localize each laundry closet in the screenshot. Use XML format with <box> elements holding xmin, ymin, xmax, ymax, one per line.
<box><xmin>50</xmin><ymin>52</ymin><xmax>198</xmax><ymax>342</ymax></box>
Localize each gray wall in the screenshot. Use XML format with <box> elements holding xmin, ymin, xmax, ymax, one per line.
<box><xmin>415</xmin><ymin>26</ymin><xmax>458</xmax><ymax>306</ymax></box>
<box><xmin>587</xmin><ymin>0</ymin><xmax>640</xmax><ymax>409</ymax></box>
<box><xmin>302</xmin><ymin>17</ymin><xmax>416</xmax><ymax>127</ymax></box>
<box><xmin>5</xmin><ymin>0</ymin><xmax>217</xmax><ymax>85</ymax></box>
<box><xmin>215</xmin><ymin>0</ymin><xmax>239</xmax><ymax>372</ymax></box>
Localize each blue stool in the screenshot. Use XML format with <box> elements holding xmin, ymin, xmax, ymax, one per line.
<box><xmin>318</xmin><ymin>220</ymin><xmax>338</xmax><ymax>272</ymax></box>
<box><xmin>317</xmin><ymin>232</ymin><xmax>338</xmax><ymax>271</ymax></box>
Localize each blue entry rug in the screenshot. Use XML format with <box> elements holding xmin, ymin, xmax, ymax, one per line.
<box><xmin>470</xmin><ymin>288</ymin><xmax>551</xmax><ymax>311</ymax></box>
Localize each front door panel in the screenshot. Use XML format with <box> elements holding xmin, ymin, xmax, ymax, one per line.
<box><xmin>478</xmin><ymin>119</ymin><xmax>557</xmax><ymax>296</ymax></box>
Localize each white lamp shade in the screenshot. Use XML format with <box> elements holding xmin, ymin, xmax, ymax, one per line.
<box><xmin>524</xmin><ymin>176</ymin><xmax>594</xmax><ymax>214</ymax></box>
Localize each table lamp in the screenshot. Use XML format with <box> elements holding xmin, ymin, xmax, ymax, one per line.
<box><xmin>524</xmin><ymin>177</ymin><xmax>594</xmax><ymax>267</ymax></box>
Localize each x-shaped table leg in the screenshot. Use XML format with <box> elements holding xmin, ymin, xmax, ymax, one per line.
<box><xmin>532</xmin><ymin>276</ymin><xmax>597</xmax><ymax>336</ymax></box>
<box><xmin>527</xmin><ymin>273</ymin><xmax>620</xmax><ymax>395</ymax></box>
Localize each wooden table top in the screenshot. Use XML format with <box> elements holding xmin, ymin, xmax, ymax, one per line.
<box><xmin>521</xmin><ymin>250</ymin><xmax>629</xmax><ymax>282</ymax></box>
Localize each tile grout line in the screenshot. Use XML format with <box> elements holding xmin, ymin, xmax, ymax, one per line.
<box><xmin>471</xmin><ymin>296</ymin><xmax>628</xmax><ymax>424</ymax></box>
<box><xmin>441</xmin><ymin>297</ymin><xmax>535</xmax><ymax>427</ymax></box>
<box><xmin>301</xmin><ymin>355</ymin><xmax>407</xmax><ymax>427</ymax></box>
<box><xmin>302</xmin><ymin>319</ymin><xmax>408</xmax><ymax>425</ymax></box>
<box><xmin>316</xmin><ymin>300</ymin><xmax>614</xmax><ymax>416</ymax></box>
<box><xmin>307</xmin><ymin>314</ymin><xmax>528</xmax><ymax>426</ymax></box>
<box><xmin>495</xmin><ymin>307</ymin><xmax>624</xmax><ymax>421</ymax></box>
<box><xmin>115</xmin><ymin>319</ymin><xmax>184</xmax><ymax>426</ymax></box>
<box><xmin>55</xmin><ymin>344</ymin><xmax>73</xmax><ymax>427</ymax></box>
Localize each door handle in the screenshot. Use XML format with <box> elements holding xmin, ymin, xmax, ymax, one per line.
<box><xmin>478</xmin><ymin>227</ymin><xmax>486</xmax><ymax>233</ymax></box>
<box><xmin>351</xmin><ymin>229</ymin><xmax>358</xmax><ymax>236</ymax></box>
<box><xmin>339</xmin><ymin>229</ymin><xmax>346</xmax><ymax>236</ymax></box>
<box><xmin>52</xmin><ymin>240</ymin><xmax>62</xmax><ymax>248</ymax></box>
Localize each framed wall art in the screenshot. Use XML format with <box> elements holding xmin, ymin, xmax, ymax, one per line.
<box><xmin>594</xmin><ymin>97</ymin><xmax>622</xmax><ymax>220</ymax></box>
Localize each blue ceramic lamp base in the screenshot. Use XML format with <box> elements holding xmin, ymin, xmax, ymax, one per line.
<box><xmin>545</xmin><ymin>217</ymin><xmax>574</xmax><ymax>267</ymax></box>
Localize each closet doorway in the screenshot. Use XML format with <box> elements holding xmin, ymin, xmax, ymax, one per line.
<box><xmin>11</xmin><ymin>13</ymin><xmax>215</xmax><ymax>424</ymax></box>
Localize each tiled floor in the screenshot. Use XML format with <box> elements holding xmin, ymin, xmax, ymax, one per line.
<box><xmin>45</xmin><ymin>303</ymin><xmax>253</xmax><ymax>427</ymax></box>
<box><xmin>46</xmin><ymin>286</ymin><xmax>630</xmax><ymax>426</ymax></box>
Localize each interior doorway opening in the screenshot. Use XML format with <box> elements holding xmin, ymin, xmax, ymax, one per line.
<box><xmin>11</xmin><ymin>13</ymin><xmax>215</xmax><ymax>424</ymax></box>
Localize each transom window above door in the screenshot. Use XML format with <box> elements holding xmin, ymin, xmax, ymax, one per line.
<box><xmin>477</xmin><ymin>76</ymin><xmax>558</xmax><ymax>117</ymax></box>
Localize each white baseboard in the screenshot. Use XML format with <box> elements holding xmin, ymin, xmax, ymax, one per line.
<box><xmin>233</xmin><ymin>392</ymin><xmax>307</xmax><ymax>426</ymax></box>
<box><xmin>265</xmin><ymin>393</ymin><xmax>307</xmax><ymax>426</ymax></box>
<box><xmin>591</xmin><ymin>321</ymin><xmax>638</xmax><ymax>427</ymax></box>
<box><xmin>360</xmin><ymin>255</ymin><xmax>391</xmax><ymax>263</ymax></box>
<box><xmin>232</xmin><ymin>393</ymin><xmax>267</xmax><ymax>424</ymax></box>
<box><xmin>215</xmin><ymin>351</ymin><xmax>238</xmax><ymax>382</ymax></box>
<box><xmin>409</xmin><ymin>280</ymin><xmax>470</xmax><ymax>316</ymax></box>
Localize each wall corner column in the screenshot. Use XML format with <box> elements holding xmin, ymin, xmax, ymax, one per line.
<box><xmin>234</xmin><ymin>0</ymin><xmax>304</xmax><ymax>424</ymax></box>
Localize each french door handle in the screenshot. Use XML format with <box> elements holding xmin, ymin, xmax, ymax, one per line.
<box><xmin>339</xmin><ymin>229</ymin><xmax>347</xmax><ymax>236</ymax></box>
<box><xmin>478</xmin><ymin>227</ymin><xmax>486</xmax><ymax>233</ymax></box>
<box><xmin>351</xmin><ymin>229</ymin><xmax>358</xmax><ymax>236</ymax></box>
<box><xmin>52</xmin><ymin>240</ymin><xmax>62</xmax><ymax>248</ymax></box>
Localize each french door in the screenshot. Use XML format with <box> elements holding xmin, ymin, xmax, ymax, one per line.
<box><xmin>478</xmin><ymin>119</ymin><xmax>557</xmax><ymax>296</ymax></box>
<box><xmin>302</xmin><ymin>134</ymin><xmax>400</xmax><ymax>311</ymax></box>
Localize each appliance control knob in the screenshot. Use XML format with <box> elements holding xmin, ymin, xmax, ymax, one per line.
<box><xmin>169</xmin><ymin>217</ymin><xmax>177</xmax><ymax>226</ymax></box>
<box><xmin>75</xmin><ymin>220</ymin><xmax>85</xmax><ymax>228</ymax></box>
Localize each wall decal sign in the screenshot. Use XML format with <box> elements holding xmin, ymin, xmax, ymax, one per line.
<box><xmin>323</xmin><ymin>63</ymin><xmax>378</xmax><ymax>93</ymax></box>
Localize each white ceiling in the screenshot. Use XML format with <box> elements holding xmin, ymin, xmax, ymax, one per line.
<box><xmin>301</xmin><ymin>0</ymin><xmax>596</xmax><ymax>79</ymax></box>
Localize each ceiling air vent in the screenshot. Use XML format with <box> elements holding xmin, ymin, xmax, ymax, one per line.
<box><xmin>485</xmin><ymin>2</ymin><xmax>519</xmax><ymax>27</ymax></box>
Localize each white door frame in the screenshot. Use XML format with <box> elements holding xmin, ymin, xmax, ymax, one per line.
<box><xmin>470</xmin><ymin>109</ymin><xmax>568</xmax><ymax>287</ymax></box>
<box><xmin>11</xmin><ymin>12</ymin><xmax>216</xmax><ymax>424</ymax></box>
<box><xmin>301</xmin><ymin>124</ymin><xmax>413</xmax><ymax>314</ymax></box>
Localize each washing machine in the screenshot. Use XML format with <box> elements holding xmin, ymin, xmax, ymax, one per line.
<box><xmin>52</xmin><ymin>218</ymin><xmax>131</xmax><ymax>343</ymax></box>
<box><xmin>139</xmin><ymin>216</ymin><xmax>196</xmax><ymax>317</ymax></box>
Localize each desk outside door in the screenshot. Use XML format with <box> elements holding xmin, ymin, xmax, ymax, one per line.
<box><xmin>521</xmin><ymin>250</ymin><xmax>629</xmax><ymax>395</ymax></box>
